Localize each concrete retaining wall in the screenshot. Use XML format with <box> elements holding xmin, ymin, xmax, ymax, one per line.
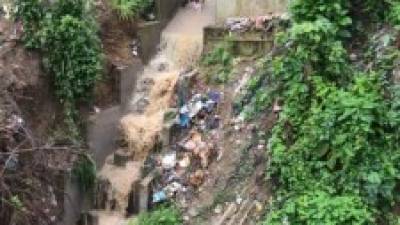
<box><xmin>155</xmin><ymin>0</ymin><xmax>183</xmax><ymax>28</ymax></box>
<box><xmin>138</xmin><ymin>0</ymin><xmax>184</xmax><ymax>64</ymax></box>
<box><xmin>216</xmin><ymin>0</ymin><xmax>288</xmax><ymax>23</ymax></box>
<box><xmin>203</xmin><ymin>26</ymin><xmax>274</xmax><ymax>57</ymax></box>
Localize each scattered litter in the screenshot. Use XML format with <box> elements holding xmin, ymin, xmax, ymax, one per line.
<box><xmin>153</xmin><ymin>191</ymin><xmax>167</xmax><ymax>203</ymax></box>
<box><xmin>255</xmin><ymin>201</ymin><xmax>264</xmax><ymax>213</ymax></box>
<box><xmin>183</xmin><ymin>139</ymin><xmax>197</xmax><ymax>151</ymax></box>
<box><xmin>189</xmin><ymin>169</ymin><xmax>205</xmax><ymax>187</ymax></box>
<box><xmin>179</xmin><ymin>106</ymin><xmax>190</xmax><ymax>128</ymax></box>
<box><xmin>131</xmin><ymin>39</ymin><xmax>139</xmax><ymax>57</ymax></box>
<box><xmin>152</xmin><ymin>89</ymin><xmax>223</xmax><ymax>206</ymax></box>
<box><xmin>273</xmin><ymin>100</ymin><xmax>282</xmax><ymax>113</ymax></box>
<box><xmin>165</xmin><ymin>181</ymin><xmax>185</xmax><ymax>197</ymax></box>
<box><xmin>208</xmin><ymin>91</ymin><xmax>222</xmax><ymax>103</ymax></box>
<box><xmin>206</xmin><ymin>115</ymin><xmax>221</xmax><ymax>130</ymax></box>
<box><xmin>236</xmin><ymin>195</ymin><xmax>243</xmax><ymax>205</ymax></box>
<box><xmin>161</xmin><ymin>153</ymin><xmax>177</xmax><ymax>170</ymax></box>
<box><xmin>225</xmin><ymin>14</ymin><xmax>289</xmax><ymax>32</ymax></box>
<box><xmin>178</xmin><ymin>90</ymin><xmax>221</xmax><ymax>128</ymax></box>
<box><xmin>226</xmin><ymin>17</ymin><xmax>253</xmax><ymax>32</ymax></box>
<box><xmin>178</xmin><ymin>154</ymin><xmax>191</xmax><ymax>168</ymax></box>
<box><xmin>93</xmin><ymin>106</ymin><xmax>101</xmax><ymax>114</ymax></box>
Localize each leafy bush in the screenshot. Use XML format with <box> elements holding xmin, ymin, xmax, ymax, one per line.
<box><xmin>389</xmin><ymin>2</ymin><xmax>400</xmax><ymax>29</ymax></box>
<box><xmin>15</xmin><ymin>0</ymin><xmax>102</xmax><ymax>137</ymax></box>
<box><xmin>110</xmin><ymin>0</ymin><xmax>154</xmax><ymax>20</ymax></box>
<box><xmin>202</xmin><ymin>40</ymin><xmax>234</xmax><ymax>84</ymax></box>
<box><xmin>231</xmin><ymin>0</ymin><xmax>400</xmax><ymax>224</ymax></box>
<box><xmin>136</xmin><ymin>205</ymin><xmax>182</xmax><ymax>225</ymax></box>
<box><xmin>72</xmin><ymin>154</ymin><xmax>97</xmax><ymax>192</ymax></box>
<box><xmin>269</xmin><ymin>74</ymin><xmax>400</xmax><ymax>205</ymax></box>
<box><xmin>265</xmin><ymin>191</ymin><xmax>374</xmax><ymax>225</ymax></box>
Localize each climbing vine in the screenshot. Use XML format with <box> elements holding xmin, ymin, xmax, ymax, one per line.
<box><xmin>231</xmin><ymin>0</ymin><xmax>400</xmax><ymax>224</ymax></box>
<box><xmin>14</xmin><ymin>0</ymin><xmax>102</xmax><ymax>138</ymax></box>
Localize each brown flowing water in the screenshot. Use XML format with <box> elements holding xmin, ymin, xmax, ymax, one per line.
<box><xmin>95</xmin><ymin>1</ymin><xmax>215</xmax><ymax>224</ymax></box>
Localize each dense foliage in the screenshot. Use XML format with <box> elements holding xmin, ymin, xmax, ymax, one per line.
<box><xmin>232</xmin><ymin>0</ymin><xmax>400</xmax><ymax>224</ymax></box>
<box><xmin>135</xmin><ymin>205</ymin><xmax>182</xmax><ymax>225</ymax></box>
<box><xmin>15</xmin><ymin>0</ymin><xmax>102</xmax><ymax>137</ymax></box>
<box><xmin>72</xmin><ymin>154</ymin><xmax>97</xmax><ymax>192</ymax></box>
<box><xmin>266</xmin><ymin>191</ymin><xmax>374</xmax><ymax>225</ymax></box>
<box><xmin>202</xmin><ymin>40</ymin><xmax>234</xmax><ymax>84</ymax></box>
<box><xmin>110</xmin><ymin>0</ymin><xmax>154</xmax><ymax>20</ymax></box>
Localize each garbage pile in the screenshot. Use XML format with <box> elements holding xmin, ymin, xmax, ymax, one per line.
<box><xmin>225</xmin><ymin>13</ymin><xmax>290</xmax><ymax>32</ymax></box>
<box><xmin>150</xmin><ymin>90</ymin><xmax>223</xmax><ymax>204</ymax></box>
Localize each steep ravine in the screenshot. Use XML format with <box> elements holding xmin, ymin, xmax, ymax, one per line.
<box><xmin>88</xmin><ymin>2</ymin><xmax>216</xmax><ymax>224</ymax></box>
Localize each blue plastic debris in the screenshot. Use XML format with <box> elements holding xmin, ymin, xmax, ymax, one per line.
<box><xmin>179</xmin><ymin>106</ymin><xmax>190</xmax><ymax>128</ymax></box>
<box><xmin>153</xmin><ymin>191</ymin><xmax>167</xmax><ymax>203</ymax></box>
<box><xmin>208</xmin><ymin>91</ymin><xmax>221</xmax><ymax>103</ymax></box>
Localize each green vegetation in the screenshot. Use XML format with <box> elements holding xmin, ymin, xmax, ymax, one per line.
<box><xmin>110</xmin><ymin>0</ymin><xmax>154</xmax><ymax>20</ymax></box>
<box><xmin>15</xmin><ymin>0</ymin><xmax>102</xmax><ymax>138</ymax></box>
<box><xmin>132</xmin><ymin>205</ymin><xmax>182</xmax><ymax>225</ymax></box>
<box><xmin>202</xmin><ymin>40</ymin><xmax>234</xmax><ymax>84</ymax></box>
<box><xmin>72</xmin><ymin>154</ymin><xmax>97</xmax><ymax>192</ymax></box>
<box><xmin>266</xmin><ymin>191</ymin><xmax>374</xmax><ymax>225</ymax></box>
<box><xmin>235</xmin><ymin>0</ymin><xmax>400</xmax><ymax>224</ymax></box>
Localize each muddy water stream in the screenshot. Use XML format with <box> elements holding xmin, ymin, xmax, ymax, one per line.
<box><xmin>92</xmin><ymin>2</ymin><xmax>215</xmax><ymax>225</ymax></box>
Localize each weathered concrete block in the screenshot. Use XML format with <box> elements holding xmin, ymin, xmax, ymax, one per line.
<box><xmin>93</xmin><ymin>179</ymin><xmax>112</xmax><ymax>210</ymax></box>
<box><xmin>128</xmin><ymin>171</ymin><xmax>156</xmax><ymax>215</ymax></box>
<box><xmin>160</xmin><ymin>119</ymin><xmax>180</xmax><ymax>147</ymax></box>
<box><xmin>113</xmin><ymin>148</ymin><xmax>132</xmax><ymax>167</ymax></box>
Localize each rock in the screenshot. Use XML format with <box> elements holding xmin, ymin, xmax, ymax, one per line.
<box><xmin>188</xmin><ymin>207</ymin><xmax>199</xmax><ymax>217</ymax></box>
<box><xmin>133</xmin><ymin>97</ymin><xmax>150</xmax><ymax>113</ymax></box>
<box><xmin>214</xmin><ymin>205</ymin><xmax>223</xmax><ymax>214</ymax></box>
<box><xmin>157</xmin><ymin>62</ymin><xmax>168</xmax><ymax>72</ymax></box>
<box><xmin>255</xmin><ymin>201</ymin><xmax>263</xmax><ymax>213</ymax></box>
<box><xmin>113</xmin><ymin>148</ymin><xmax>132</xmax><ymax>167</ymax></box>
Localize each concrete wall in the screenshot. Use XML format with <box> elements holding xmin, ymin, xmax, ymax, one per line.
<box><xmin>204</xmin><ymin>26</ymin><xmax>274</xmax><ymax>57</ymax></box>
<box><xmin>137</xmin><ymin>0</ymin><xmax>184</xmax><ymax>64</ymax></box>
<box><xmin>137</xmin><ymin>21</ymin><xmax>162</xmax><ymax>64</ymax></box>
<box><xmin>216</xmin><ymin>0</ymin><xmax>288</xmax><ymax>22</ymax></box>
<box><xmin>155</xmin><ymin>0</ymin><xmax>184</xmax><ymax>28</ymax></box>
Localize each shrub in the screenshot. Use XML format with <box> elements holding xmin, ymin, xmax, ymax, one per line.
<box><xmin>265</xmin><ymin>191</ymin><xmax>374</xmax><ymax>225</ymax></box>
<box><xmin>15</xmin><ymin>0</ymin><xmax>102</xmax><ymax>137</ymax></box>
<box><xmin>110</xmin><ymin>0</ymin><xmax>154</xmax><ymax>20</ymax></box>
<box><xmin>72</xmin><ymin>154</ymin><xmax>97</xmax><ymax>192</ymax></box>
<box><xmin>232</xmin><ymin>0</ymin><xmax>400</xmax><ymax>224</ymax></box>
<box><xmin>136</xmin><ymin>205</ymin><xmax>182</xmax><ymax>225</ymax></box>
<box><xmin>202</xmin><ymin>40</ymin><xmax>234</xmax><ymax>84</ymax></box>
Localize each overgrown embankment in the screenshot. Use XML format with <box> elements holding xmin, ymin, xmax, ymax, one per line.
<box><xmin>238</xmin><ymin>1</ymin><xmax>400</xmax><ymax>224</ymax></box>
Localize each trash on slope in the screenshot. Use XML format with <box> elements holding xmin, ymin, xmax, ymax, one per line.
<box><xmin>225</xmin><ymin>13</ymin><xmax>290</xmax><ymax>32</ymax></box>
<box><xmin>161</xmin><ymin>152</ymin><xmax>177</xmax><ymax>170</ymax></box>
<box><xmin>150</xmin><ymin>90</ymin><xmax>224</xmax><ymax>204</ymax></box>
<box><xmin>178</xmin><ymin>91</ymin><xmax>223</xmax><ymax>128</ymax></box>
